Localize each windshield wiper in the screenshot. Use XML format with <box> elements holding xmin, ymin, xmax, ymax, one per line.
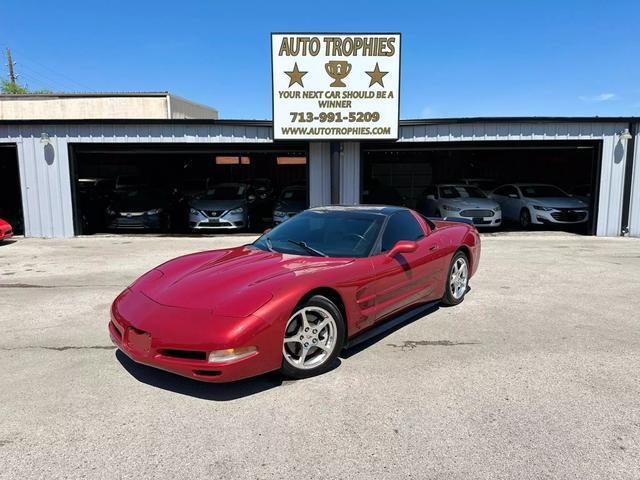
<box><xmin>287</xmin><ymin>239</ymin><xmax>327</xmax><ymax>257</ymax></box>
<box><xmin>265</xmin><ymin>237</ymin><xmax>275</xmax><ymax>253</ymax></box>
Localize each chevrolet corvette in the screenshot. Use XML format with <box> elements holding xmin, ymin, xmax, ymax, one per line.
<box><xmin>110</xmin><ymin>206</ymin><xmax>481</xmax><ymax>382</ymax></box>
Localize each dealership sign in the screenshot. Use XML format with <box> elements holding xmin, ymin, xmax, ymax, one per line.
<box><xmin>271</xmin><ymin>33</ymin><xmax>400</xmax><ymax>141</ymax></box>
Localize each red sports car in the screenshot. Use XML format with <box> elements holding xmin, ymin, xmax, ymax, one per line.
<box><xmin>110</xmin><ymin>206</ymin><xmax>481</xmax><ymax>382</ymax></box>
<box><xmin>0</xmin><ymin>218</ymin><xmax>13</xmax><ymax>241</ymax></box>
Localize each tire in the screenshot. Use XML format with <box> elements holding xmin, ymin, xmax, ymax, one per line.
<box><xmin>519</xmin><ymin>208</ymin><xmax>531</xmax><ymax>229</ymax></box>
<box><xmin>280</xmin><ymin>295</ymin><xmax>346</xmax><ymax>379</ymax></box>
<box><xmin>441</xmin><ymin>251</ymin><xmax>469</xmax><ymax>306</ymax></box>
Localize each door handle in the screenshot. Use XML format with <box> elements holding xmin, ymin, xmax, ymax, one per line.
<box><xmin>429</xmin><ymin>245</ymin><xmax>438</xmax><ymax>251</ymax></box>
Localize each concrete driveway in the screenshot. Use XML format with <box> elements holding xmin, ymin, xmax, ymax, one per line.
<box><xmin>1</xmin><ymin>233</ymin><xmax>639</xmax><ymax>479</ymax></box>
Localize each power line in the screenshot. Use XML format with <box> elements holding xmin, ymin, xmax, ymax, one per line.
<box><xmin>10</xmin><ymin>47</ymin><xmax>93</xmax><ymax>92</ymax></box>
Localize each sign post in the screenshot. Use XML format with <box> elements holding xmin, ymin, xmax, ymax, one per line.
<box><xmin>271</xmin><ymin>33</ymin><xmax>401</xmax><ymax>141</ymax></box>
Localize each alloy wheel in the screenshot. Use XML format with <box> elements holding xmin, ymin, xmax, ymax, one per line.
<box><xmin>283</xmin><ymin>306</ymin><xmax>337</xmax><ymax>370</ymax></box>
<box><xmin>449</xmin><ymin>257</ymin><xmax>468</xmax><ymax>300</ymax></box>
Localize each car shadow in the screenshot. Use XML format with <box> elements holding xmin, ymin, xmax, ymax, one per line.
<box><xmin>115</xmin><ymin>350</ymin><xmax>284</xmax><ymax>401</ymax></box>
<box><xmin>340</xmin><ymin>302</ymin><xmax>441</xmax><ymax>359</ymax></box>
<box><xmin>0</xmin><ymin>240</ymin><xmax>17</xmax><ymax>247</ymax></box>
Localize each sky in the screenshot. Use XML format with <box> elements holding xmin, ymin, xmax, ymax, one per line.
<box><xmin>2</xmin><ymin>0</ymin><xmax>639</xmax><ymax>119</ymax></box>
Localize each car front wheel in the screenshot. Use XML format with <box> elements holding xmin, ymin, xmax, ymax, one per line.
<box><xmin>520</xmin><ymin>208</ymin><xmax>531</xmax><ymax>229</ymax></box>
<box><xmin>441</xmin><ymin>251</ymin><xmax>469</xmax><ymax>306</ymax></box>
<box><xmin>280</xmin><ymin>295</ymin><xmax>345</xmax><ymax>379</ymax></box>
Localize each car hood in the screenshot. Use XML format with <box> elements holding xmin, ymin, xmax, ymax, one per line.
<box><xmin>524</xmin><ymin>197</ymin><xmax>588</xmax><ymax>208</ymax></box>
<box><xmin>190</xmin><ymin>198</ymin><xmax>246</xmax><ymax>211</ymax></box>
<box><xmin>134</xmin><ymin>246</ymin><xmax>354</xmax><ymax>316</ymax></box>
<box><xmin>438</xmin><ymin>198</ymin><xmax>499</xmax><ymax>209</ymax></box>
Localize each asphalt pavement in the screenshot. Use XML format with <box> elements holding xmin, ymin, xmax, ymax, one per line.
<box><xmin>1</xmin><ymin>232</ymin><xmax>639</xmax><ymax>479</ymax></box>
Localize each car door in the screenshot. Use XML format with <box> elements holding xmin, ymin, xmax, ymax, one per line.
<box><xmin>369</xmin><ymin>211</ymin><xmax>444</xmax><ymax>322</ymax></box>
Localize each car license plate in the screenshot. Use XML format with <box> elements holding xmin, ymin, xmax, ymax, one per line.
<box><xmin>127</xmin><ymin>328</ymin><xmax>152</xmax><ymax>354</ymax></box>
<box><xmin>207</xmin><ymin>219</ymin><xmax>220</xmax><ymax>224</ymax></box>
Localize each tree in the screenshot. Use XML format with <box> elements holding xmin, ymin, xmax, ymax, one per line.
<box><xmin>1</xmin><ymin>80</ymin><xmax>51</xmax><ymax>94</ymax></box>
<box><xmin>1</xmin><ymin>79</ymin><xmax>29</xmax><ymax>94</ymax></box>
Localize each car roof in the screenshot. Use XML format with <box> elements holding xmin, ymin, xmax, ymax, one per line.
<box><xmin>309</xmin><ymin>204</ymin><xmax>409</xmax><ymax>216</ymax></box>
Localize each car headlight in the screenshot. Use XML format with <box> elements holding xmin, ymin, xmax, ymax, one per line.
<box><xmin>190</xmin><ymin>208</ymin><xmax>202</xmax><ymax>216</ymax></box>
<box><xmin>228</xmin><ymin>207</ymin><xmax>244</xmax><ymax>214</ymax></box>
<box><xmin>145</xmin><ymin>208</ymin><xmax>163</xmax><ymax>215</ymax></box>
<box><xmin>106</xmin><ymin>208</ymin><xmax>116</xmax><ymax>215</ymax></box>
<box><xmin>493</xmin><ymin>206</ymin><xmax>501</xmax><ymax>212</ymax></box>
<box><xmin>441</xmin><ymin>204</ymin><xmax>458</xmax><ymax>211</ymax></box>
<box><xmin>532</xmin><ymin>205</ymin><xmax>552</xmax><ymax>211</ymax></box>
<box><xmin>208</xmin><ymin>346</ymin><xmax>257</xmax><ymax>363</ymax></box>
<box><xmin>273</xmin><ymin>210</ymin><xmax>286</xmax><ymax>217</ymax></box>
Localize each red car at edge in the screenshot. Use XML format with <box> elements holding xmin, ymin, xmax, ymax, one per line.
<box><xmin>0</xmin><ymin>218</ymin><xmax>13</xmax><ymax>241</ymax></box>
<box><xmin>110</xmin><ymin>206</ymin><xmax>481</xmax><ymax>382</ymax></box>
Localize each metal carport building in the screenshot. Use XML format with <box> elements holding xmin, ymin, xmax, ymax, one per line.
<box><xmin>0</xmin><ymin>116</ymin><xmax>638</xmax><ymax>238</ymax></box>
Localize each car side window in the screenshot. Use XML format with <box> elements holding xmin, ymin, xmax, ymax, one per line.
<box><xmin>381</xmin><ymin>211</ymin><xmax>425</xmax><ymax>252</ymax></box>
<box><xmin>494</xmin><ymin>186</ymin><xmax>509</xmax><ymax>196</ymax></box>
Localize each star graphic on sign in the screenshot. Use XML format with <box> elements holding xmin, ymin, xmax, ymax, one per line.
<box><xmin>284</xmin><ymin>62</ymin><xmax>307</xmax><ymax>88</ymax></box>
<box><xmin>365</xmin><ymin>62</ymin><xmax>388</xmax><ymax>88</ymax></box>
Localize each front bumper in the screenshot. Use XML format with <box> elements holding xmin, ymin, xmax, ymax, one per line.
<box><xmin>108</xmin><ymin>214</ymin><xmax>162</xmax><ymax>230</ymax></box>
<box><xmin>531</xmin><ymin>208</ymin><xmax>589</xmax><ymax>224</ymax></box>
<box><xmin>109</xmin><ymin>289</ymin><xmax>280</xmax><ymax>382</ymax></box>
<box><xmin>442</xmin><ymin>209</ymin><xmax>502</xmax><ymax>227</ymax></box>
<box><xmin>189</xmin><ymin>211</ymin><xmax>246</xmax><ymax>230</ymax></box>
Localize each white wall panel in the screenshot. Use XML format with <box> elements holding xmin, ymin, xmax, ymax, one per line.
<box><xmin>309</xmin><ymin>142</ymin><xmax>331</xmax><ymax>207</ymax></box>
<box><xmin>340</xmin><ymin>142</ymin><xmax>360</xmax><ymax>205</ymax></box>
<box><xmin>628</xmin><ymin>123</ymin><xmax>640</xmax><ymax>237</ymax></box>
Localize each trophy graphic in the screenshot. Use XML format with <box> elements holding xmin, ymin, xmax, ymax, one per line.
<box><xmin>325</xmin><ymin>60</ymin><xmax>352</xmax><ymax>87</ymax></box>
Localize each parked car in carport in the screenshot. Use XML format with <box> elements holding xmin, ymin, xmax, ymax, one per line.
<box><xmin>106</xmin><ymin>188</ymin><xmax>172</xmax><ymax>231</ymax></box>
<box><xmin>189</xmin><ymin>182</ymin><xmax>253</xmax><ymax>231</ymax></box>
<box><xmin>491</xmin><ymin>184</ymin><xmax>589</xmax><ymax>228</ymax></box>
<box><xmin>0</xmin><ymin>218</ymin><xmax>13</xmax><ymax>241</ymax></box>
<box><xmin>416</xmin><ymin>184</ymin><xmax>502</xmax><ymax>228</ymax></box>
<box><xmin>272</xmin><ymin>185</ymin><xmax>307</xmax><ymax>225</ymax></box>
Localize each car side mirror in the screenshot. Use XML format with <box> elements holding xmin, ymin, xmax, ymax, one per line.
<box><xmin>248</xmin><ymin>194</ymin><xmax>256</xmax><ymax>202</ymax></box>
<box><xmin>386</xmin><ymin>240</ymin><xmax>418</xmax><ymax>258</ymax></box>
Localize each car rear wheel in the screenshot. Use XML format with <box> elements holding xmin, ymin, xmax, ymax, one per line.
<box><xmin>280</xmin><ymin>295</ymin><xmax>345</xmax><ymax>379</ymax></box>
<box><xmin>441</xmin><ymin>251</ymin><xmax>469</xmax><ymax>306</ymax></box>
<box><xmin>520</xmin><ymin>208</ymin><xmax>531</xmax><ymax>229</ymax></box>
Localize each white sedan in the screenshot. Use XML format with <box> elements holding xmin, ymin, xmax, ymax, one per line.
<box><xmin>491</xmin><ymin>184</ymin><xmax>589</xmax><ymax>228</ymax></box>
<box><xmin>416</xmin><ymin>184</ymin><xmax>502</xmax><ymax>227</ymax></box>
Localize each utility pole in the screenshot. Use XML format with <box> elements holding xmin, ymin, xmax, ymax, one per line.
<box><xmin>6</xmin><ymin>48</ymin><xmax>17</xmax><ymax>84</ymax></box>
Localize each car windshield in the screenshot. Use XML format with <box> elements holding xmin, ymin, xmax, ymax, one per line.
<box><xmin>520</xmin><ymin>185</ymin><xmax>568</xmax><ymax>198</ymax></box>
<box><xmin>439</xmin><ymin>186</ymin><xmax>487</xmax><ymax>199</ymax></box>
<box><xmin>253</xmin><ymin>210</ymin><xmax>385</xmax><ymax>258</ymax></box>
<box><xmin>280</xmin><ymin>189</ymin><xmax>306</xmax><ymax>201</ymax></box>
<box><xmin>202</xmin><ymin>184</ymin><xmax>247</xmax><ymax>200</ymax></box>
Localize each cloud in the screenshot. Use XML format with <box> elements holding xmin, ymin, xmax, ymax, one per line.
<box><xmin>579</xmin><ymin>93</ymin><xmax>617</xmax><ymax>102</ymax></box>
<box><xmin>420</xmin><ymin>105</ymin><xmax>436</xmax><ymax>117</ymax></box>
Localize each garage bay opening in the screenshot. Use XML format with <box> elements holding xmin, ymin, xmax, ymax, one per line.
<box><xmin>69</xmin><ymin>144</ymin><xmax>308</xmax><ymax>235</ymax></box>
<box><xmin>0</xmin><ymin>144</ymin><xmax>23</xmax><ymax>235</ymax></box>
<box><xmin>362</xmin><ymin>141</ymin><xmax>600</xmax><ymax>235</ymax></box>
